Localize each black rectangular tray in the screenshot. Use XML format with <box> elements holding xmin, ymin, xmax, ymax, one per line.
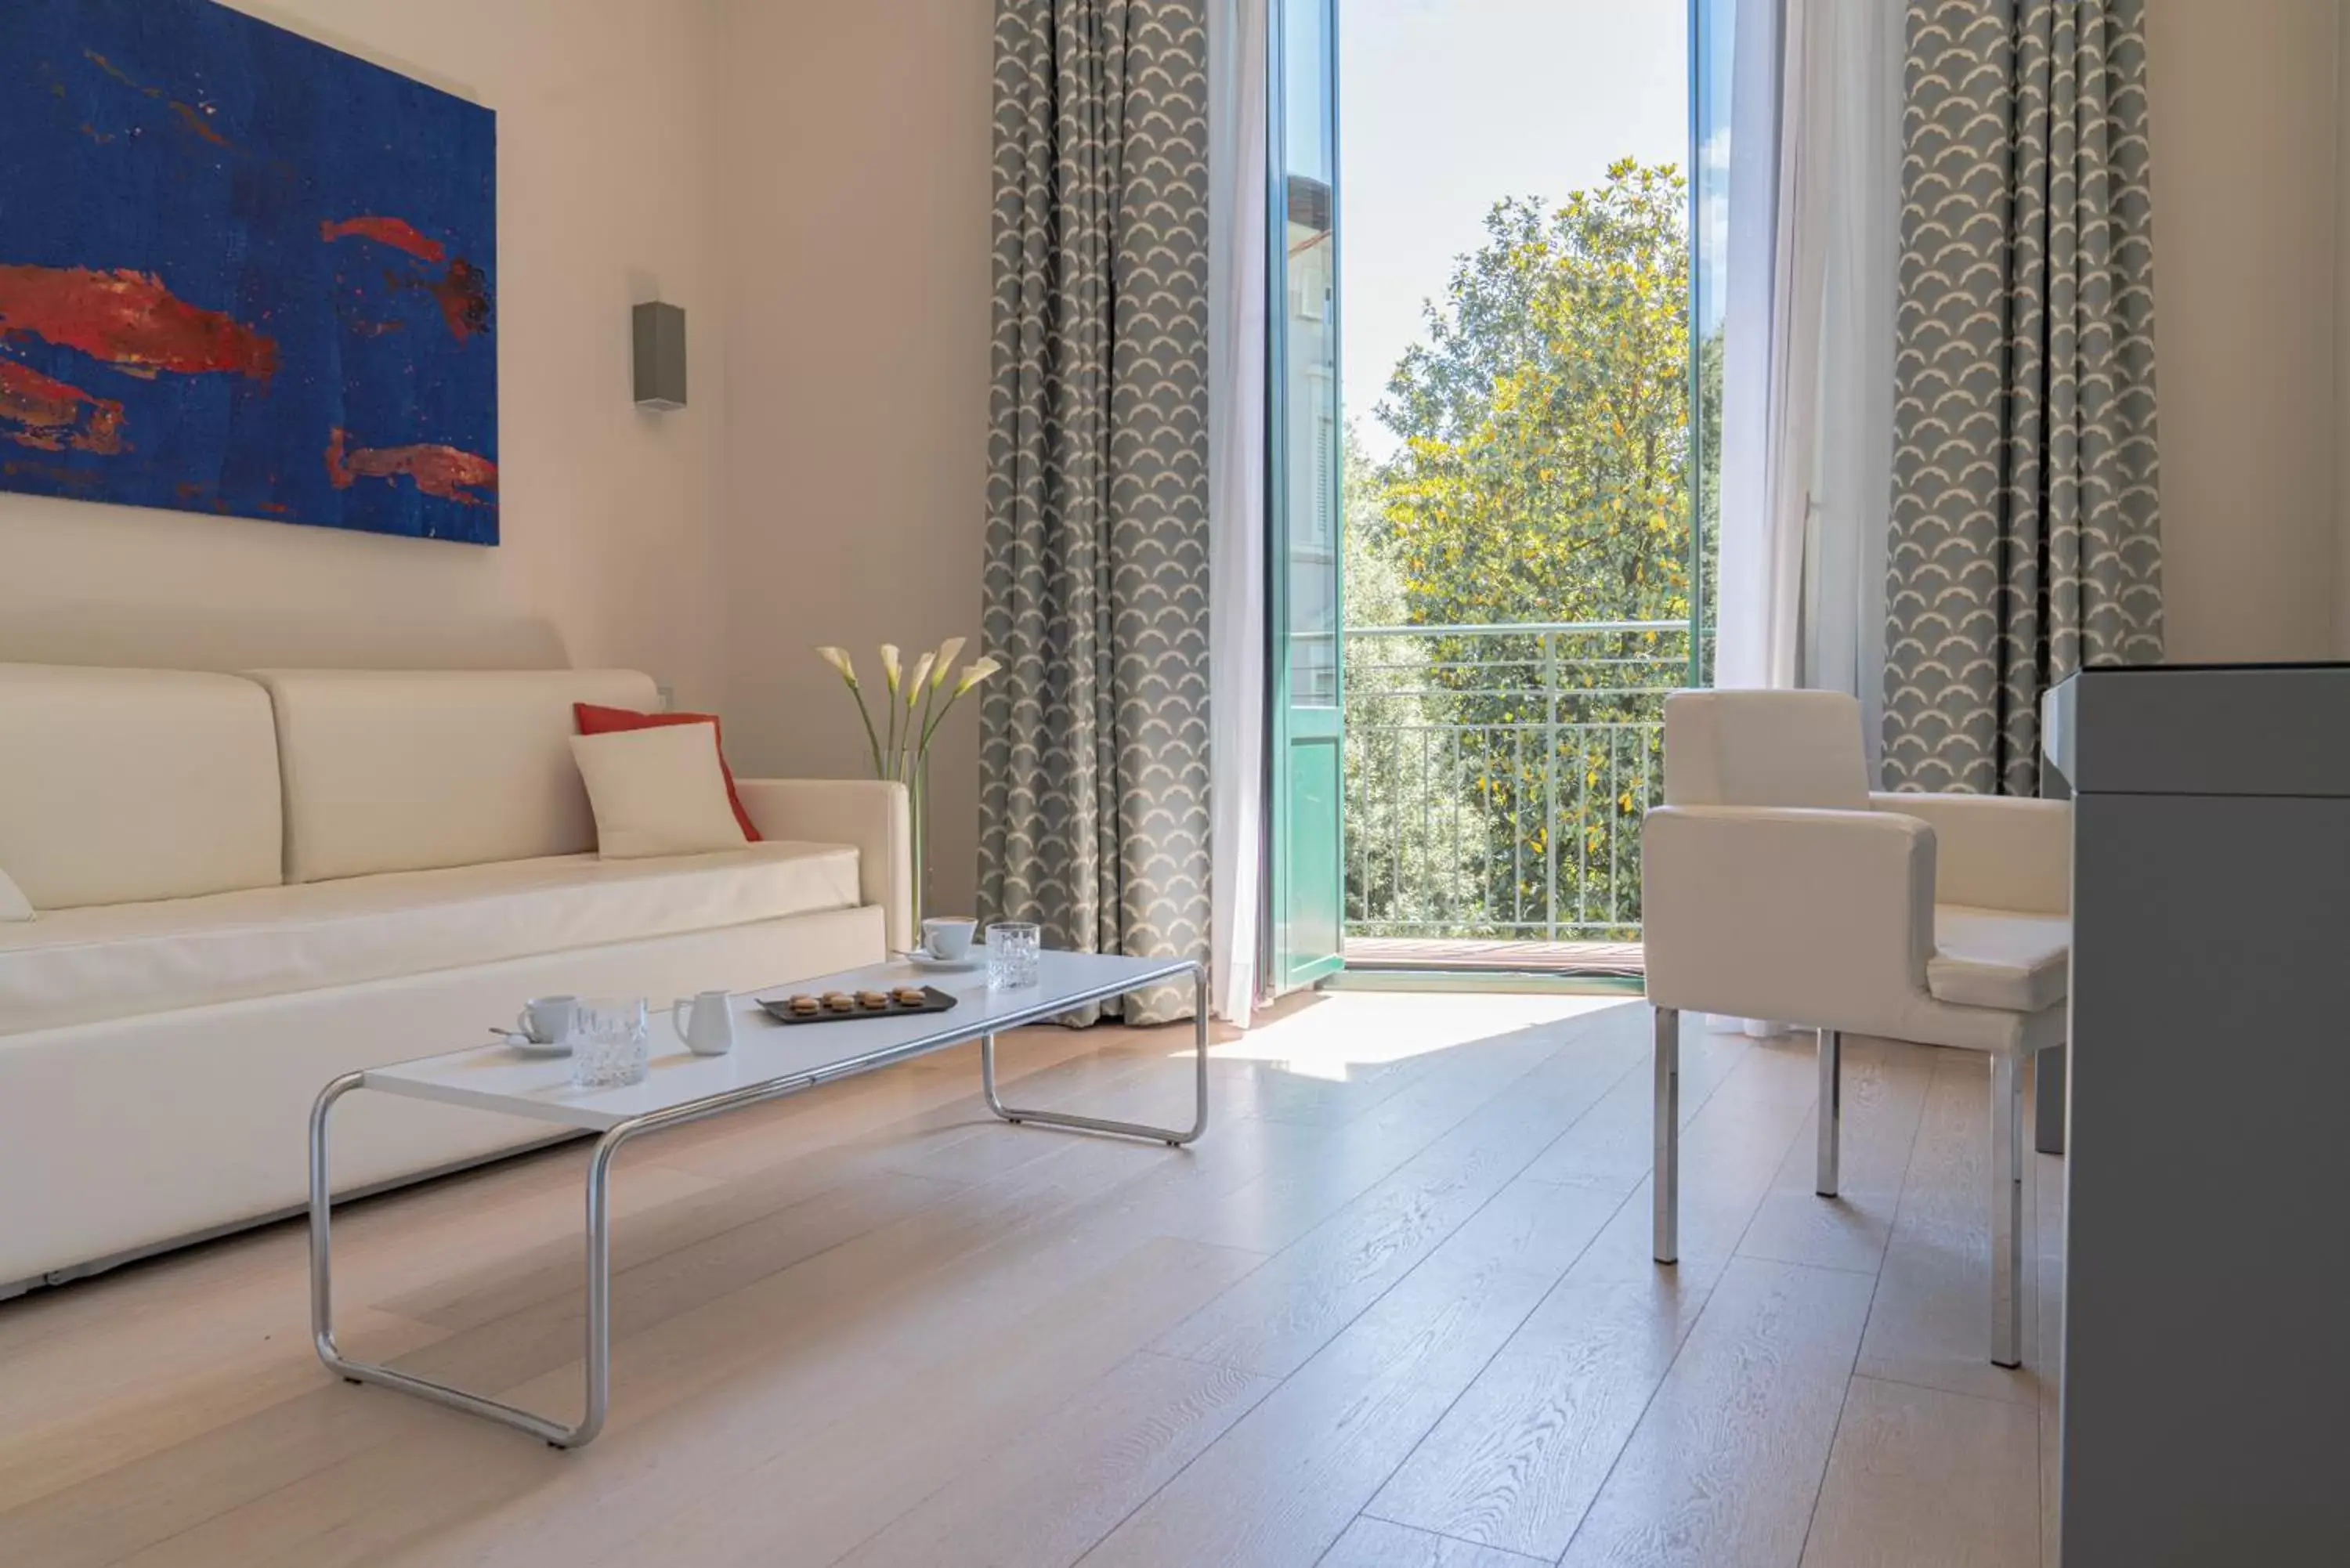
<box><xmin>760</xmin><ymin>986</ymin><xmax>958</xmax><ymax>1026</ymax></box>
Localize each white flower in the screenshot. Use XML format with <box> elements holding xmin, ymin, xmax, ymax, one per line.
<box><xmin>816</xmin><ymin>645</ymin><xmax>856</xmax><ymax>685</ymax></box>
<box><xmin>880</xmin><ymin>643</ymin><xmax>902</xmax><ymax>694</ymax></box>
<box><xmin>930</xmin><ymin>637</ymin><xmax>967</xmax><ymax>687</ymax></box>
<box><xmin>954</xmin><ymin>656</ymin><xmax>1003</xmax><ymax>695</ymax></box>
<box><xmin>906</xmin><ymin>652</ymin><xmax>936</xmax><ymax>704</ymax></box>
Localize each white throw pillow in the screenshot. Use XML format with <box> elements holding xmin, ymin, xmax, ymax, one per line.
<box><xmin>569</xmin><ymin>724</ymin><xmax>749</xmax><ymax>859</ymax></box>
<box><xmin>0</xmin><ymin>867</ymin><xmax>31</xmax><ymax>922</ymax></box>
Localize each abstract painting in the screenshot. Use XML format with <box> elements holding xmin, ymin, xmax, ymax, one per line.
<box><xmin>0</xmin><ymin>0</ymin><xmax>499</xmax><ymax>544</ymax></box>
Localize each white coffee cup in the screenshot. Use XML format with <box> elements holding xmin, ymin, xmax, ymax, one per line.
<box><xmin>671</xmin><ymin>991</ymin><xmax>736</xmax><ymax>1056</ymax></box>
<box><xmin>516</xmin><ymin>995</ymin><xmax>579</xmax><ymax>1045</ymax></box>
<box><xmin>921</xmin><ymin>916</ymin><xmax>978</xmax><ymax>960</ymax></box>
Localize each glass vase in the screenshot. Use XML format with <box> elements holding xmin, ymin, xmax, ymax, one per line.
<box><xmin>888</xmin><ymin>745</ymin><xmax>929</xmax><ymax>934</ymax></box>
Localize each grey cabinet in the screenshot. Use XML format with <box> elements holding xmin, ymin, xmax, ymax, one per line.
<box><xmin>2048</xmin><ymin>664</ymin><xmax>2350</xmax><ymax>1566</ymax></box>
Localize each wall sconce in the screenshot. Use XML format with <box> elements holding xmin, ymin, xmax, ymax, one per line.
<box><xmin>633</xmin><ymin>302</ymin><xmax>686</xmax><ymax>411</ymax></box>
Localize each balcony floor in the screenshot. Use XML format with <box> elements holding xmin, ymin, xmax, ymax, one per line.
<box><xmin>1344</xmin><ymin>934</ymin><xmax>1646</xmax><ymax>977</ymax></box>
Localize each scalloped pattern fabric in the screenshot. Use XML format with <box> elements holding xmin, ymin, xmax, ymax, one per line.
<box><xmin>979</xmin><ymin>0</ymin><xmax>1210</xmax><ymax>1024</ymax></box>
<box><xmin>1883</xmin><ymin>0</ymin><xmax>2163</xmax><ymax>797</ymax></box>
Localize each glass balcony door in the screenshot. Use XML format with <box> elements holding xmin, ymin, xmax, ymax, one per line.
<box><xmin>1266</xmin><ymin>0</ymin><xmax>1345</xmax><ymax>993</ymax></box>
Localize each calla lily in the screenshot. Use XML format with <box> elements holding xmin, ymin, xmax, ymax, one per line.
<box><xmin>819</xmin><ymin>638</ymin><xmax>997</xmax><ymax>935</ymax></box>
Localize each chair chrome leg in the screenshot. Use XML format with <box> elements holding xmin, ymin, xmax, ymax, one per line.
<box><xmin>1990</xmin><ymin>1052</ymin><xmax>2024</xmax><ymax>1368</ymax></box>
<box><xmin>979</xmin><ymin>961</ymin><xmax>1210</xmax><ymax>1146</ymax></box>
<box><xmin>1816</xmin><ymin>1028</ymin><xmax>1842</xmax><ymax>1198</ymax></box>
<box><xmin>1654</xmin><ymin>1005</ymin><xmax>1679</xmax><ymax>1265</ymax></box>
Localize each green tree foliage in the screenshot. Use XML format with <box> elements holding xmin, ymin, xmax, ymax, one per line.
<box><xmin>1345</xmin><ymin>160</ymin><xmax>1714</xmax><ymax>939</ymax></box>
<box><xmin>1341</xmin><ymin>427</ymin><xmax>1484</xmax><ymax>933</ymax></box>
<box><xmin>1377</xmin><ymin>158</ymin><xmax>1694</xmax><ymax>627</ymax></box>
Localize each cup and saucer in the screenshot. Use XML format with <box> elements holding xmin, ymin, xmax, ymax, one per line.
<box><xmin>491</xmin><ymin>995</ymin><xmax>577</xmax><ymax>1056</ymax></box>
<box><xmin>905</xmin><ymin>916</ymin><xmax>980</xmax><ymax>971</ymax></box>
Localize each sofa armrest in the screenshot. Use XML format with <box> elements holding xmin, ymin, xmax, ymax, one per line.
<box><xmin>1642</xmin><ymin>804</ymin><xmax>1936</xmax><ymax>1028</ymax></box>
<box><xmin>736</xmin><ymin>779</ymin><xmax>912</xmax><ymax>954</ymax></box>
<box><xmin>1870</xmin><ymin>792</ymin><xmax>2070</xmax><ymax>915</ymax></box>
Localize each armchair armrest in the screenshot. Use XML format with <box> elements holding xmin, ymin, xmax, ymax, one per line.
<box><xmin>1642</xmin><ymin>805</ymin><xmax>1936</xmax><ymax>1028</ymax></box>
<box><xmin>1869</xmin><ymin>792</ymin><xmax>2070</xmax><ymax>914</ymax></box>
<box><xmin>735</xmin><ymin>779</ymin><xmax>912</xmax><ymax>954</ymax></box>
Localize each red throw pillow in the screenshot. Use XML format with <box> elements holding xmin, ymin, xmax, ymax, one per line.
<box><xmin>573</xmin><ymin>703</ymin><xmax>761</xmax><ymax>842</ymax></box>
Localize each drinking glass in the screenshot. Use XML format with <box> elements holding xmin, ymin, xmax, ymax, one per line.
<box><xmin>568</xmin><ymin>997</ymin><xmax>652</xmax><ymax>1089</ymax></box>
<box><xmin>986</xmin><ymin>921</ymin><xmax>1041</xmax><ymax>991</ymax></box>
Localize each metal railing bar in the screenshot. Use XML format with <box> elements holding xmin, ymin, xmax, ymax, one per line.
<box><xmin>1344</xmin><ymin>620</ymin><xmax>1690</xmax><ymax>944</ymax></box>
<box><xmin>1345</xmin><ymin>619</ymin><xmax>1690</xmax><ymax>638</ymax></box>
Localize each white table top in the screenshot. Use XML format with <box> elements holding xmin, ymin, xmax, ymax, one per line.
<box><xmin>359</xmin><ymin>950</ymin><xmax>1198</xmax><ymax>1133</ymax></box>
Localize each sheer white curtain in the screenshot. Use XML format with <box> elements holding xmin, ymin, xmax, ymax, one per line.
<box><xmin>1802</xmin><ymin>0</ymin><xmax>1900</xmax><ymax>775</ymax></box>
<box><xmin>1709</xmin><ymin>0</ymin><xmax>1900</xmax><ymax>1036</ymax></box>
<box><xmin>1207</xmin><ymin>0</ymin><xmax>1269</xmax><ymax>1026</ymax></box>
<box><xmin>1715</xmin><ymin>0</ymin><xmax>1900</xmax><ymax>753</ymax></box>
<box><xmin>1715</xmin><ymin>0</ymin><xmax>1813</xmax><ymax>695</ymax></box>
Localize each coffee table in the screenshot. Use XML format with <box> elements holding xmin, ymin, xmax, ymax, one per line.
<box><xmin>307</xmin><ymin>951</ymin><xmax>1206</xmax><ymax>1447</ymax></box>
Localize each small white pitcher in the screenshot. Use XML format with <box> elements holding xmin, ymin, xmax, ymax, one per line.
<box><xmin>671</xmin><ymin>991</ymin><xmax>736</xmax><ymax>1056</ymax></box>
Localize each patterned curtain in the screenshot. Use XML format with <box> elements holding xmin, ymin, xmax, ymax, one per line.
<box><xmin>1882</xmin><ymin>0</ymin><xmax>2163</xmax><ymax>796</ymax></box>
<box><xmin>979</xmin><ymin>0</ymin><xmax>1211</xmax><ymax>1022</ymax></box>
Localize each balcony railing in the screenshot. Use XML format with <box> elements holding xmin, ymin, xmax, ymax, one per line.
<box><xmin>1343</xmin><ymin>619</ymin><xmax>1696</xmax><ymax>943</ymax></box>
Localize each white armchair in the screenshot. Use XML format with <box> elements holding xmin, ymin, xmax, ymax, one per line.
<box><xmin>1642</xmin><ymin>690</ymin><xmax>2069</xmax><ymax>1367</ymax></box>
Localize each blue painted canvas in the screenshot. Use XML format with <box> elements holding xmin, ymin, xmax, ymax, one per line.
<box><xmin>0</xmin><ymin>0</ymin><xmax>499</xmax><ymax>544</ymax></box>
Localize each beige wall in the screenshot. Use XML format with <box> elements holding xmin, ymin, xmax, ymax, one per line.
<box><xmin>714</xmin><ymin>0</ymin><xmax>996</xmax><ymax>920</ymax></box>
<box><xmin>0</xmin><ymin>0</ymin><xmax>734</xmax><ymax>706</ymax></box>
<box><xmin>2145</xmin><ymin>0</ymin><xmax>2343</xmax><ymax>661</ymax></box>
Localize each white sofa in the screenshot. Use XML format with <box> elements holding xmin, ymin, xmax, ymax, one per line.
<box><xmin>0</xmin><ymin>663</ymin><xmax>909</xmax><ymax>1294</ymax></box>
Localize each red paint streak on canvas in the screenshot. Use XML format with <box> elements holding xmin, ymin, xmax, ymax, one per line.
<box><xmin>427</xmin><ymin>258</ymin><xmax>491</xmax><ymax>341</ymax></box>
<box><xmin>3</xmin><ymin>457</ymin><xmax>105</xmax><ymax>491</ymax></box>
<box><xmin>325</xmin><ymin>428</ymin><xmax>497</xmax><ymax>507</ymax></box>
<box><xmin>0</xmin><ymin>359</ymin><xmax>125</xmax><ymax>453</ymax></box>
<box><xmin>320</xmin><ymin>216</ymin><xmax>446</xmax><ymax>263</ymax></box>
<box><xmin>0</xmin><ymin>266</ymin><xmax>277</xmax><ymax>380</ymax></box>
<box><xmin>168</xmin><ymin>100</ymin><xmax>230</xmax><ymax>147</ymax></box>
<box><xmin>83</xmin><ymin>51</ymin><xmax>230</xmax><ymax>148</ymax></box>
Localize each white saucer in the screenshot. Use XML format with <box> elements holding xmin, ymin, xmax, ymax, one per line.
<box><xmin>903</xmin><ymin>948</ymin><xmax>980</xmax><ymax>972</ymax></box>
<box><xmin>494</xmin><ymin>1030</ymin><xmax>573</xmax><ymax>1057</ymax></box>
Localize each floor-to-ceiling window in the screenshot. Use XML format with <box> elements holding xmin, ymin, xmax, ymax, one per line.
<box><xmin>1313</xmin><ymin>0</ymin><xmax>1726</xmax><ymax>974</ymax></box>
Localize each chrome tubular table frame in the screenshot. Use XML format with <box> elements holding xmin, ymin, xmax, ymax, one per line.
<box><xmin>308</xmin><ymin>959</ymin><xmax>1209</xmax><ymax>1449</ymax></box>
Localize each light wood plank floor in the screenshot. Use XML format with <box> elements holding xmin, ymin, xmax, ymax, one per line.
<box><xmin>0</xmin><ymin>994</ymin><xmax>2063</xmax><ymax>1566</ymax></box>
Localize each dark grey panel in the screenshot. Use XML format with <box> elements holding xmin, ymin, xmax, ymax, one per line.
<box><xmin>2057</xmin><ymin>666</ymin><xmax>2350</xmax><ymax>797</ymax></box>
<box><xmin>2061</xmin><ymin>792</ymin><xmax>2350</xmax><ymax>1565</ymax></box>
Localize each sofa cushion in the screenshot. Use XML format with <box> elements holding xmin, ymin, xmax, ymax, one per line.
<box><xmin>0</xmin><ymin>840</ymin><xmax>859</xmax><ymax>1034</ymax></box>
<box><xmin>570</xmin><ymin>724</ymin><xmax>749</xmax><ymax>858</ymax></box>
<box><xmin>576</xmin><ymin>702</ymin><xmax>761</xmax><ymax>841</ymax></box>
<box><xmin>247</xmin><ymin>668</ymin><xmax>658</xmax><ymax>882</ymax></box>
<box><xmin>0</xmin><ymin>663</ymin><xmax>284</xmax><ymax>911</ymax></box>
<box><xmin>1927</xmin><ymin>905</ymin><xmax>2070</xmax><ymax>1013</ymax></box>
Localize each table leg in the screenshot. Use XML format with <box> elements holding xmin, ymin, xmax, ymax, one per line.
<box><xmin>979</xmin><ymin>962</ymin><xmax>1210</xmax><ymax>1146</ymax></box>
<box><xmin>309</xmin><ymin>1074</ymin><xmax>625</xmax><ymax>1448</ymax></box>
